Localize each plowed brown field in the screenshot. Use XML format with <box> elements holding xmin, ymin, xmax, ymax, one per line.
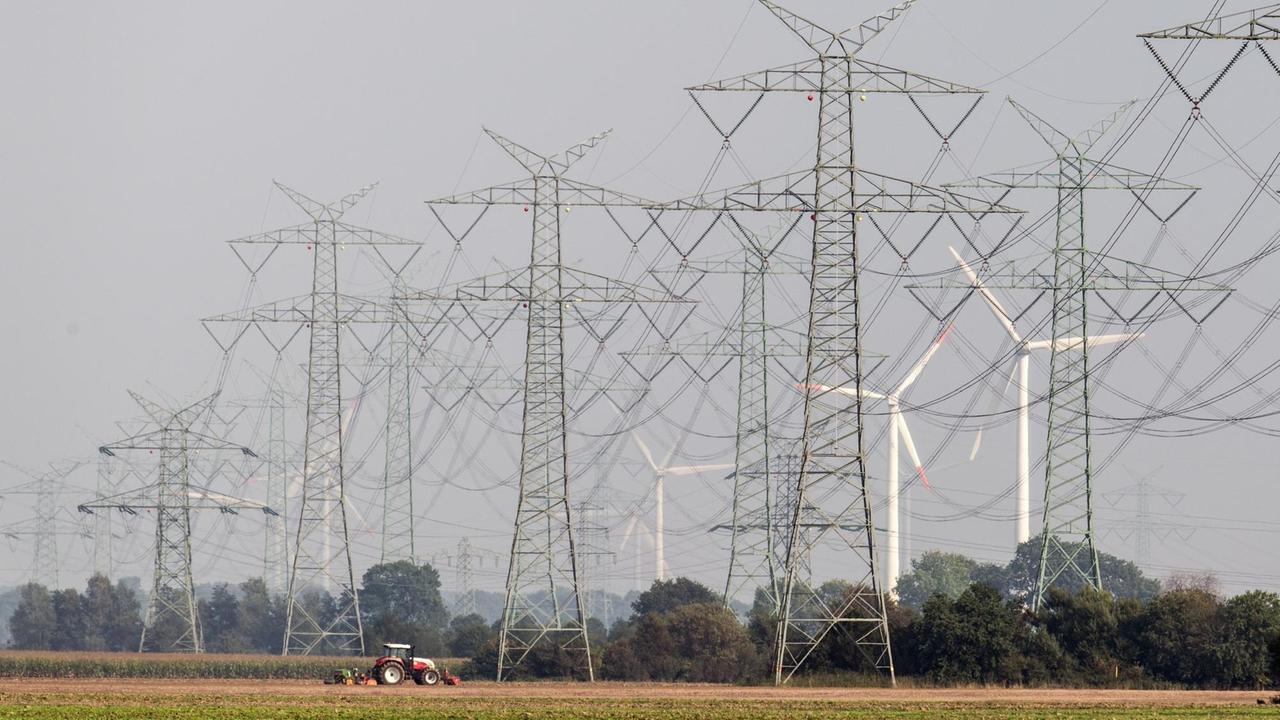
<box><xmin>0</xmin><ymin>679</ymin><xmax>1275</xmax><ymax>719</ymax></box>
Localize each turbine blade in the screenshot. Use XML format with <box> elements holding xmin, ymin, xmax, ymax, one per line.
<box><xmin>1025</xmin><ymin>332</ymin><xmax>1142</xmax><ymax>352</ymax></box>
<box><xmin>897</xmin><ymin>414</ymin><xmax>929</xmax><ymax>489</ymax></box>
<box><xmin>664</xmin><ymin>463</ymin><xmax>736</xmax><ymax>476</ymax></box>
<box><xmin>632</xmin><ymin>433</ymin><xmax>660</xmax><ymax>472</ymax></box>
<box><xmin>796</xmin><ymin>382</ymin><xmax>884</xmax><ymax>400</ymax></box>
<box><xmin>896</xmin><ymin>323</ymin><xmax>954</xmax><ymax>393</ymax></box>
<box><xmin>949</xmin><ymin>246</ymin><xmax>1023</xmax><ymax>344</ymax></box>
<box><xmin>619</xmin><ymin>515</ymin><xmax>638</xmax><ymax>552</ymax></box>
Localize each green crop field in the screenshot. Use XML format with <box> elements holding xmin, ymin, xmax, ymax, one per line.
<box><xmin>0</xmin><ymin>681</ymin><xmax>1275</xmax><ymax>720</ymax></box>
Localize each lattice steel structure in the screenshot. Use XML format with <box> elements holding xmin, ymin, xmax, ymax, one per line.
<box><xmin>574</xmin><ymin>501</ymin><xmax>615</xmax><ymax>628</ymax></box>
<box><xmin>454</xmin><ymin>537</ymin><xmax>476</xmax><ymax>617</ymax></box>
<box><xmin>203</xmin><ymin>182</ymin><xmax>420</xmax><ymax>655</ymax></box>
<box><xmin>0</xmin><ymin>460</ymin><xmax>85</xmax><ymax>588</ymax></box>
<box><xmin>382</xmin><ymin>281</ymin><xmax>416</xmax><ymax>564</ymax></box>
<box><xmin>663</xmin><ymin>0</ymin><xmax>1019</xmax><ymax>684</ymax></box>
<box><xmin>944</xmin><ymin>99</ymin><xmax>1200</xmax><ymax>610</ymax></box>
<box><xmin>630</xmin><ymin>231</ymin><xmax>809</xmax><ymax>613</ymax></box>
<box><xmin>89</xmin><ymin>391</ymin><xmax>259</xmax><ymax>652</ymax></box>
<box><xmin>407</xmin><ymin>129</ymin><xmax>684</xmax><ymax>681</ymax></box>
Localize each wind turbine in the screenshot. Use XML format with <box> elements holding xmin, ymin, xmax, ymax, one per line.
<box><xmin>632</xmin><ymin>434</ymin><xmax>733</xmax><ymax>581</ymax></box>
<box><xmin>803</xmin><ymin>323</ymin><xmax>951</xmax><ymax>591</ymax></box>
<box><xmin>618</xmin><ymin>511</ymin><xmax>655</xmax><ymax>590</ymax></box>
<box><xmin>948</xmin><ymin>245</ymin><xmax>1140</xmax><ymax>547</ymax></box>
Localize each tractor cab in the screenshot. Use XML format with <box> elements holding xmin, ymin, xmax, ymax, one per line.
<box><xmin>373</xmin><ymin>643</ymin><xmax>439</xmax><ymax>685</ymax></box>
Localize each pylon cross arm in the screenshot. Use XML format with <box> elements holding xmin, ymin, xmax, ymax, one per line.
<box><xmin>227</xmin><ymin>223</ymin><xmax>417</xmax><ymax>246</ymax></box>
<box><xmin>686</xmin><ymin>58</ymin><xmax>984</xmax><ymax>94</ymax></box>
<box><xmin>657</xmin><ymin>169</ymin><xmax>1022</xmax><ymax>215</ymax></box>
<box><xmin>945</xmin><ymin>159</ymin><xmax>1200</xmax><ymax>192</ymax></box>
<box><xmin>202</xmin><ymin>294</ymin><xmax>409</xmax><ymax>324</ymax></box>
<box><xmin>428</xmin><ymin>178</ymin><xmax>659</xmax><ymax>208</ymax></box>
<box><xmin>1140</xmin><ymin>4</ymin><xmax>1280</xmax><ymax>39</ymax></box>
<box><xmin>403</xmin><ymin>267</ymin><xmax>693</xmax><ymax>305</ymax></box>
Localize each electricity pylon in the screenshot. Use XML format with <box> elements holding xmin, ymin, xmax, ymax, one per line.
<box><xmin>382</xmin><ymin>281</ymin><xmax>416</xmax><ymax>564</ymax></box>
<box><xmin>88</xmin><ymin>391</ymin><xmax>259</xmax><ymax>652</ymax></box>
<box><xmin>574</xmin><ymin>501</ymin><xmax>614</xmax><ymax>627</ymax></box>
<box><xmin>0</xmin><ymin>460</ymin><xmax>86</xmax><ymax>588</ymax></box>
<box><xmin>405</xmin><ymin>129</ymin><xmax>685</xmax><ymax>681</ymax></box>
<box><xmin>943</xmin><ymin>98</ymin><xmax>1201</xmax><ymax>610</ymax></box>
<box><xmin>627</xmin><ymin>223</ymin><xmax>810</xmax><ymax>613</ymax></box>
<box><xmin>661</xmin><ymin>0</ymin><xmax>1018</xmax><ymax>684</ymax></box>
<box><xmin>454</xmin><ymin>537</ymin><xmax>476</xmax><ymax>617</ymax></box>
<box><xmin>203</xmin><ymin>182</ymin><xmax>420</xmax><ymax>655</ymax></box>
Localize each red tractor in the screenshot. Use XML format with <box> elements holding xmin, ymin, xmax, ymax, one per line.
<box><xmin>371</xmin><ymin>643</ymin><xmax>441</xmax><ymax>686</ymax></box>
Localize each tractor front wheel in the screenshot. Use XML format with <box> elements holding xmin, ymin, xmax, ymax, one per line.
<box><xmin>415</xmin><ymin>669</ymin><xmax>440</xmax><ymax>686</ymax></box>
<box><xmin>377</xmin><ymin>662</ymin><xmax>405</xmax><ymax>685</ymax></box>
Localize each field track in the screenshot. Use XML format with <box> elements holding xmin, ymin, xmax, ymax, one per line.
<box><xmin>1</xmin><ymin>679</ymin><xmax>1276</xmax><ymax>719</ymax></box>
<box><xmin>0</xmin><ymin>679</ymin><xmax>1264</xmax><ymax>703</ymax></box>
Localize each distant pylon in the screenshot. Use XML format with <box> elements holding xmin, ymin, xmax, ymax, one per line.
<box><xmin>454</xmin><ymin>537</ymin><xmax>477</xmax><ymax>617</ymax></box>
<box><xmin>382</xmin><ymin>281</ymin><xmax>416</xmax><ymax>564</ymax></box>
<box><xmin>94</xmin><ymin>391</ymin><xmax>256</xmax><ymax>653</ymax></box>
<box><xmin>945</xmin><ymin>98</ymin><xmax>1201</xmax><ymax>610</ymax></box>
<box><xmin>0</xmin><ymin>460</ymin><xmax>85</xmax><ymax>588</ymax></box>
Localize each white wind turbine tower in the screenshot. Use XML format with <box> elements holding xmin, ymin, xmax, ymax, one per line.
<box><xmin>804</xmin><ymin>323</ymin><xmax>951</xmax><ymax>591</ymax></box>
<box><xmin>618</xmin><ymin>510</ymin><xmax>655</xmax><ymax>590</ymax></box>
<box><xmin>949</xmin><ymin>246</ymin><xmax>1141</xmax><ymax>546</ymax></box>
<box><xmin>632</xmin><ymin>434</ymin><xmax>733</xmax><ymax>582</ymax></box>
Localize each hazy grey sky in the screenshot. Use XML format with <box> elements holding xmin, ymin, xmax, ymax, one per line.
<box><xmin>3</xmin><ymin>1</ymin><xmax>1278</xmax><ymax>598</ymax></box>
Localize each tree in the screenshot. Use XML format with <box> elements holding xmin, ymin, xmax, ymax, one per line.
<box><xmin>630</xmin><ymin>578</ymin><xmax>718</xmax><ymax>617</ymax></box>
<box><xmin>200</xmin><ymin>583</ymin><xmax>247</xmax><ymax>653</ymax></box>
<box><xmin>895</xmin><ymin>551</ymin><xmax>978</xmax><ymax>610</ymax></box>
<box><xmin>50</xmin><ymin>588</ymin><xmax>86</xmax><ymax>651</ymax></box>
<box><xmin>1137</xmin><ymin>588</ymin><xmax>1221</xmax><ymax>685</ymax></box>
<box><xmin>915</xmin><ymin>583</ymin><xmax>1020</xmax><ymax>683</ymax></box>
<box><xmin>664</xmin><ymin>603</ymin><xmax>761</xmax><ymax>681</ymax></box>
<box><xmin>8</xmin><ymin>583</ymin><xmax>56</xmax><ymax>650</ymax></box>
<box><xmin>359</xmin><ymin>561</ymin><xmax>448</xmax><ymax>655</ymax></box>
<box><xmin>447</xmin><ymin>613</ymin><xmax>495</xmax><ymax>658</ymax></box>
<box><xmin>79</xmin><ymin>574</ymin><xmax>140</xmax><ymax>652</ymax></box>
<box><xmin>238</xmin><ymin>577</ymin><xmax>284</xmax><ymax>654</ymax></box>
<box><xmin>1038</xmin><ymin>586</ymin><xmax>1130</xmax><ymax>679</ymax></box>
<box><xmin>1213</xmin><ymin>590</ymin><xmax>1280</xmax><ymax>688</ymax></box>
<box><xmin>360</xmin><ymin>561</ymin><xmax>448</xmax><ymax>628</ymax></box>
<box><xmin>989</xmin><ymin>537</ymin><xmax>1160</xmax><ymax>602</ymax></box>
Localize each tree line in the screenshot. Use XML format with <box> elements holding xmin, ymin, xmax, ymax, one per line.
<box><xmin>9</xmin><ymin>542</ymin><xmax>1280</xmax><ymax>688</ymax></box>
<box><xmin>7</xmin><ymin>560</ymin><xmax>490</xmax><ymax>658</ymax></box>
<box><xmin>473</xmin><ymin>540</ymin><xmax>1280</xmax><ymax>688</ymax></box>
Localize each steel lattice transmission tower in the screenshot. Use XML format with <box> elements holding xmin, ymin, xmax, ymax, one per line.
<box><xmin>944</xmin><ymin>99</ymin><xmax>1199</xmax><ymax>610</ymax></box>
<box><xmin>661</xmin><ymin>0</ymin><xmax>1017</xmax><ymax>684</ymax></box>
<box><xmin>627</xmin><ymin>232</ymin><xmax>809</xmax><ymax>614</ymax></box>
<box><xmin>0</xmin><ymin>460</ymin><xmax>85</xmax><ymax>588</ymax></box>
<box><xmin>454</xmin><ymin>537</ymin><xmax>476</xmax><ymax>617</ymax></box>
<box><xmin>203</xmin><ymin>182</ymin><xmax>421</xmax><ymax>655</ymax></box>
<box><xmin>407</xmin><ymin>129</ymin><xmax>682</xmax><ymax>681</ymax></box>
<box><xmin>89</xmin><ymin>391</ymin><xmax>258</xmax><ymax>652</ymax></box>
<box><xmin>382</xmin><ymin>281</ymin><xmax>416</xmax><ymax>564</ymax></box>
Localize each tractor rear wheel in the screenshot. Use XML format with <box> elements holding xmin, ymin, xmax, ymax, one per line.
<box><xmin>414</xmin><ymin>669</ymin><xmax>440</xmax><ymax>686</ymax></box>
<box><xmin>378</xmin><ymin>662</ymin><xmax>405</xmax><ymax>685</ymax></box>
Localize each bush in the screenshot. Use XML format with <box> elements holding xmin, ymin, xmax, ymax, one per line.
<box><xmin>602</xmin><ymin>603</ymin><xmax>760</xmax><ymax>682</ymax></box>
